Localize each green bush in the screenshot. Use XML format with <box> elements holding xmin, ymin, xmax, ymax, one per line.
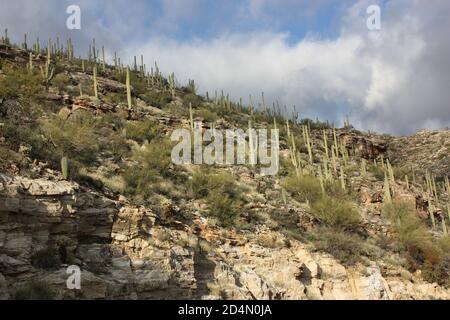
<box><xmin>368</xmin><ymin>164</ymin><xmax>385</xmax><ymax>180</ymax></box>
<box><xmin>310</xmin><ymin>196</ymin><xmax>360</xmax><ymax>229</ymax></box>
<box><xmin>383</xmin><ymin>201</ymin><xmax>433</xmax><ymax>256</ymax></box>
<box><xmin>190</xmin><ymin>168</ymin><xmax>210</xmax><ymax>198</ymax></box>
<box><xmin>40</xmin><ymin>111</ymin><xmax>100</xmax><ymax>164</ymax></box>
<box><xmin>125</xmin><ymin>118</ymin><xmax>161</xmax><ymax>144</ymax></box>
<box><xmin>307</xmin><ymin>227</ymin><xmax>378</xmax><ymax>265</ymax></box>
<box><xmin>104</xmin><ymin>92</ymin><xmax>127</xmax><ymax>105</ymax></box>
<box><xmin>195</xmin><ymin>109</ymin><xmax>218</xmax><ymax>123</ymax></box>
<box><xmin>124</xmin><ymin>138</ymin><xmax>176</xmax><ymax>198</ymax></box>
<box><xmin>383</xmin><ymin>201</ymin><xmax>450</xmax><ymax>286</ymax></box>
<box><xmin>284</xmin><ymin>175</ymin><xmax>322</xmax><ymax>203</ymax></box>
<box><xmin>51</xmin><ymin>73</ymin><xmax>71</xmax><ymax>93</ymax></box>
<box><xmin>190</xmin><ymin>169</ymin><xmax>243</xmax><ymax>227</ymax></box>
<box><xmin>0</xmin><ymin>64</ymin><xmax>43</xmax><ymax>101</ymax></box>
<box><xmin>183</xmin><ymin>93</ymin><xmax>202</xmax><ymax>108</ymax></box>
<box><xmin>140</xmin><ymin>90</ymin><xmax>172</xmax><ymax>108</ymax></box>
<box><xmin>207</xmin><ymin>189</ymin><xmax>238</xmax><ymax>227</ymax></box>
<box><xmin>14</xmin><ymin>282</ymin><xmax>56</xmax><ymax>300</ymax></box>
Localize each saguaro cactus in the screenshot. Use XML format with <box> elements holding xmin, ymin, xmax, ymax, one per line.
<box><xmin>340</xmin><ymin>166</ymin><xmax>346</xmax><ymax>191</ymax></box>
<box><xmin>189</xmin><ymin>103</ymin><xmax>194</xmax><ymax>132</ymax></box>
<box><xmin>248</xmin><ymin>120</ymin><xmax>256</xmax><ymax>166</ymax></box>
<box><xmin>102</xmin><ymin>46</ymin><xmax>106</xmax><ymax>72</ymax></box>
<box><xmin>360</xmin><ymin>159</ymin><xmax>367</xmax><ymax>177</ymax></box>
<box><xmin>323</xmin><ymin>130</ymin><xmax>329</xmax><ymax>160</ymax></box>
<box><xmin>126</xmin><ymin>67</ymin><xmax>132</xmax><ymax>108</ymax></box>
<box><xmin>92</xmin><ymin>38</ymin><xmax>97</xmax><ymax>61</ymax></box>
<box><xmin>23</xmin><ymin>33</ymin><xmax>28</xmax><ymax>51</ymax></box>
<box><xmin>428</xmin><ymin>198</ymin><xmax>436</xmax><ymax>229</ymax></box>
<box><xmin>169</xmin><ymin>73</ymin><xmax>176</xmax><ymax>98</ymax></box>
<box><xmin>61</xmin><ymin>157</ymin><xmax>69</xmax><ymax>180</ymax></box>
<box><xmin>383</xmin><ymin>174</ymin><xmax>392</xmax><ymax>203</ymax></box>
<box><xmin>442</xmin><ymin>216</ymin><xmax>448</xmax><ymax>236</ymax></box>
<box><xmin>28</xmin><ymin>52</ymin><xmax>33</xmax><ymax>73</ymax></box>
<box><xmin>93</xmin><ymin>65</ymin><xmax>99</xmax><ymax>99</ymax></box>
<box><xmin>40</xmin><ymin>41</ymin><xmax>55</xmax><ymax>86</ymax></box>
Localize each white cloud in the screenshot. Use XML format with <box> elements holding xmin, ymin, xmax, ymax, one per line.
<box><xmin>1</xmin><ymin>0</ymin><xmax>449</xmax><ymax>134</ymax></box>
<box><xmin>125</xmin><ymin>0</ymin><xmax>450</xmax><ymax>134</ymax></box>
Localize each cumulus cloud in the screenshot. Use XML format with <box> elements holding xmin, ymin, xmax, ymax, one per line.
<box><xmin>0</xmin><ymin>0</ymin><xmax>449</xmax><ymax>134</ymax></box>
<box><xmin>128</xmin><ymin>0</ymin><xmax>450</xmax><ymax>134</ymax></box>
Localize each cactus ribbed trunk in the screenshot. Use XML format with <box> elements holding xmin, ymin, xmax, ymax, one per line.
<box><xmin>126</xmin><ymin>67</ymin><xmax>132</xmax><ymax>109</ymax></box>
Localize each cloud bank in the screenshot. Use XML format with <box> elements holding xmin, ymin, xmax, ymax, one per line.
<box><xmin>1</xmin><ymin>0</ymin><xmax>449</xmax><ymax>134</ymax></box>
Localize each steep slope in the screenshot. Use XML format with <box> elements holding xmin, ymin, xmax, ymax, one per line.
<box><xmin>0</xmin><ymin>39</ymin><xmax>449</xmax><ymax>300</ymax></box>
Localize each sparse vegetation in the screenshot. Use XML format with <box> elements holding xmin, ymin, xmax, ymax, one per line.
<box><xmin>1</xmin><ymin>29</ymin><xmax>450</xmax><ymax>299</ymax></box>
<box><xmin>383</xmin><ymin>201</ymin><xmax>450</xmax><ymax>286</ymax></box>
<box><xmin>190</xmin><ymin>169</ymin><xmax>244</xmax><ymax>227</ymax></box>
<box><xmin>310</xmin><ymin>196</ymin><xmax>360</xmax><ymax>229</ymax></box>
<box><xmin>307</xmin><ymin>227</ymin><xmax>379</xmax><ymax>266</ymax></box>
<box><xmin>284</xmin><ymin>175</ymin><xmax>322</xmax><ymax>203</ymax></box>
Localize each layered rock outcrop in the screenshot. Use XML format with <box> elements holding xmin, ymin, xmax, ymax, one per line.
<box><xmin>1</xmin><ymin>173</ymin><xmax>448</xmax><ymax>300</ymax></box>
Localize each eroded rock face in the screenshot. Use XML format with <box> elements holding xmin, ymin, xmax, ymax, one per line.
<box><xmin>340</xmin><ymin>133</ymin><xmax>387</xmax><ymax>159</ymax></box>
<box><xmin>0</xmin><ymin>173</ymin><xmax>449</xmax><ymax>300</ymax></box>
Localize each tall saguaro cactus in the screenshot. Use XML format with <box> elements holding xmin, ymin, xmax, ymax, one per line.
<box><xmin>102</xmin><ymin>46</ymin><xmax>106</xmax><ymax>72</ymax></box>
<box><xmin>93</xmin><ymin>65</ymin><xmax>99</xmax><ymax>99</ymax></box>
<box><xmin>61</xmin><ymin>157</ymin><xmax>69</xmax><ymax>180</ymax></box>
<box><xmin>189</xmin><ymin>103</ymin><xmax>194</xmax><ymax>132</ymax></box>
<box><xmin>126</xmin><ymin>67</ymin><xmax>132</xmax><ymax>109</ymax></box>
<box><xmin>248</xmin><ymin>120</ymin><xmax>256</xmax><ymax>166</ymax></box>
<box><xmin>28</xmin><ymin>52</ymin><xmax>33</xmax><ymax>73</ymax></box>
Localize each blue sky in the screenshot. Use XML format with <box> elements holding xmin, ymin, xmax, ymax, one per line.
<box><xmin>0</xmin><ymin>0</ymin><xmax>449</xmax><ymax>135</ymax></box>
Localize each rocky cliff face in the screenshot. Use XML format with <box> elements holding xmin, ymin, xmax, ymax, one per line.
<box><xmin>1</xmin><ymin>40</ymin><xmax>449</xmax><ymax>300</ymax></box>
<box><xmin>1</xmin><ymin>173</ymin><xmax>448</xmax><ymax>300</ymax></box>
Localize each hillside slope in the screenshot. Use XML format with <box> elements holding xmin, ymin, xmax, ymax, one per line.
<box><xmin>0</xmin><ymin>40</ymin><xmax>449</xmax><ymax>300</ymax></box>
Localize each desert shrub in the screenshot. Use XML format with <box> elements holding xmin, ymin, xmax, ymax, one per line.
<box><xmin>422</xmin><ymin>255</ymin><xmax>450</xmax><ymax>287</ymax></box>
<box><xmin>51</xmin><ymin>73</ymin><xmax>71</xmax><ymax>93</ymax></box>
<box><xmin>298</xmin><ymin>118</ymin><xmax>332</xmax><ymax>130</ymax></box>
<box><xmin>100</xmin><ymin>112</ymin><xmax>126</xmax><ymax>131</ymax></box>
<box><xmin>0</xmin><ymin>64</ymin><xmax>43</xmax><ymax>101</ymax></box>
<box><xmin>284</xmin><ymin>175</ymin><xmax>322</xmax><ymax>203</ymax></box>
<box><xmin>113</xmin><ymin>70</ymin><xmax>147</xmax><ymax>96</ymax></box>
<box><xmin>368</xmin><ymin>164</ymin><xmax>385</xmax><ymax>180</ymax></box>
<box><xmin>31</xmin><ymin>248</ymin><xmax>61</xmax><ymax>270</ymax></box>
<box><xmin>195</xmin><ymin>109</ymin><xmax>218</xmax><ymax>123</ymax></box>
<box><xmin>14</xmin><ymin>282</ymin><xmax>56</xmax><ymax>300</ymax></box>
<box><xmin>392</xmin><ymin>165</ymin><xmax>412</xmax><ymax>181</ymax></box>
<box><xmin>40</xmin><ymin>111</ymin><xmax>100</xmax><ymax>164</ymax></box>
<box><xmin>104</xmin><ymin>92</ymin><xmax>127</xmax><ymax>105</ymax></box>
<box><xmin>324</xmin><ymin>180</ymin><xmax>349</xmax><ymax>199</ymax></box>
<box><xmin>383</xmin><ymin>201</ymin><xmax>450</xmax><ymax>285</ymax></box>
<box><xmin>383</xmin><ymin>201</ymin><xmax>432</xmax><ymax>252</ymax></box>
<box><xmin>310</xmin><ymin>196</ymin><xmax>360</xmax><ymax>229</ymax></box>
<box><xmin>307</xmin><ymin>227</ymin><xmax>378</xmax><ymax>265</ymax></box>
<box><xmin>207</xmin><ymin>172</ymin><xmax>242</xmax><ymax>199</ymax></box>
<box><xmin>183</xmin><ymin>93</ymin><xmax>202</xmax><ymax>108</ymax></box>
<box><xmin>140</xmin><ymin>90</ymin><xmax>172</xmax><ymax>108</ymax></box>
<box><xmin>190</xmin><ymin>168</ymin><xmax>210</xmax><ymax>198</ymax></box>
<box><xmin>125</xmin><ymin>118</ymin><xmax>161</xmax><ymax>144</ymax></box>
<box><xmin>0</xmin><ymin>146</ymin><xmax>26</xmax><ymax>169</ymax></box>
<box><xmin>124</xmin><ymin>138</ymin><xmax>180</xmax><ymax>198</ymax></box>
<box><xmin>206</xmin><ymin>189</ymin><xmax>239</xmax><ymax>227</ymax></box>
<box><xmin>190</xmin><ymin>169</ymin><xmax>243</xmax><ymax>227</ymax></box>
<box><xmin>0</xmin><ymin>122</ymin><xmax>53</xmax><ymax>163</ymax></box>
